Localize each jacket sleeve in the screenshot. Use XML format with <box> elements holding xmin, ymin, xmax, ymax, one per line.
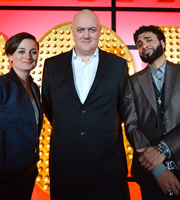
<box><xmin>162</xmin><ymin>125</ymin><xmax>180</xmax><ymax>168</ymax></box>
<box><xmin>122</xmin><ymin>78</ymin><xmax>151</xmax><ymax>150</ymax></box>
<box><xmin>42</xmin><ymin>59</ymin><xmax>53</xmax><ymax>125</ymax></box>
<box><xmin>119</xmin><ymin>60</ymin><xmax>128</xmax><ymax>124</ymax></box>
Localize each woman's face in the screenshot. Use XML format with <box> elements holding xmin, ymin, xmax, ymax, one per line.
<box><xmin>8</xmin><ymin>39</ymin><xmax>39</xmax><ymax>73</ymax></box>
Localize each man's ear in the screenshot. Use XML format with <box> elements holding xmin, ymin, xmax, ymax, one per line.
<box><xmin>99</xmin><ymin>26</ymin><xmax>102</xmax><ymax>37</ymax></box>
<box><xmin>160</xmin><ymin>40</ymin><xmax>166</xmax><ymax>51</ymax></box>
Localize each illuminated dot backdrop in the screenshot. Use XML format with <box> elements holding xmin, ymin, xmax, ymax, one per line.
<box><xmin>0</xmin><ymin>34</ymin><xmax>9</xmax><ymax>75</ymax></box>
<box><xmin>0</xmin><ymin>24</ymin><xmax>178</xmax><ymax>194</ymax></box>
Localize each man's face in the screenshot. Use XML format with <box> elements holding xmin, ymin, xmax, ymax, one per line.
<box><xmin>136</xmin><ymin>32</ymin><xmax>165</xmax><ymax>64</ymax></box>
<box><xmin>71</xmin><ymin>11</ymin><xmax>101</xmax><ymax>57</ymax></box>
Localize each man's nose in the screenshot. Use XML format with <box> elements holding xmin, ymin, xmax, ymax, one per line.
<box><xmin>142</xmin><ymin>42</ymin><xmax>148</xmax><ymax>49</ymax></box>
<box><xmin>84</xmin><ymin>29</ymin><xmax>90</xmax><ymax>38</ymax></box>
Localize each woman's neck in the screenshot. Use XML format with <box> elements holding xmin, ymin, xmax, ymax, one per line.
<box><xmin>13</xmin><ymin>68</ymin><xmax>34</xmax><ymax>100</ymax></box>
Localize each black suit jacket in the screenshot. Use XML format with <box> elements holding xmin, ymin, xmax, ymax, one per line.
<box><xmin>0</xmin><ymin>68</ymin><xmax>43</xmax><ymax>178</ymax></box>
<box><xmin>123</xmin><ymin>61</ymin><xmax>180</xmax><ymax>187</ymax></box>
<box><xmin>42</xmin><ymin>49</ymin><xmax>128</xmax><ymax>188</ymax></box>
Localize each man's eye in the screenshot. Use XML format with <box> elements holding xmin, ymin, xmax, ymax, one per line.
<box><xmin>77</xmin><ymin>29</ymin><xmax>83</xmax><ymax>33</ymax></box>
<box><xmin>137</xmin><ymin>42</ymin><xmax>142</xmax><ymax>48</ymax></box>
<box><xmin>89</xmin><ymin>28</ymin><xmax>96</xmax><ymax>33</ymax></box>
<box><xmin>147</xmin><ymin>39</ymin><xmax>152</xmax><ymax>42</ymax></box>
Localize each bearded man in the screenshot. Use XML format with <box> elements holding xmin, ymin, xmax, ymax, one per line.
<box><xmin>123</xmin><ymin>25</ymin><xmax>180</xmax><ymax>200</ymax></box>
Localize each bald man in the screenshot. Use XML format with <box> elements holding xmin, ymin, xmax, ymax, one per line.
<box><xmin>42</xmin><ymin>10</ymin><xmax>130</xmax><ymax>200</ymax></box>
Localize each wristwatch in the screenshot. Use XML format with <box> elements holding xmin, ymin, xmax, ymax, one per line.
<box><xmin>158</xmin><ymin>143</ymin><xmax>169</xmax><ymax>156</ymax></box>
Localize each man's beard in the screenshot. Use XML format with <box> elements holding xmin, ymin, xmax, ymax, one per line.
<box><xmin>140</xmin><ymin>43</ymin><xmax>164</xmax><ymax>64</ymax></box>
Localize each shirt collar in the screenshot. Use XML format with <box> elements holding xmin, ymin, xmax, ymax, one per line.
<box><xmin>149</xmin><ymin>59</ymin><xmax>167</xmax><ymax>75</ymax></box>
<box><xmin>72</xmin><ymin>48</ymin><xmax>99</xmax><ymax>62</ymax></box>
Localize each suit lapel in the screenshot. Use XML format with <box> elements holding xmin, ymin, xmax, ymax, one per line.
<box><xmin>65</xmin><ymin>50</ymin><xmax>82</xmax><ymax>103</ymax></box>
<box><xmin>164</xmin><ymin>61</ymin><xmax>178</xmax><ymax>110</ymax></box>
<box><xmin>66</xmin><ymin>49</ymin><xmax>110</xmax><ymax>104</ymax></box>
<box><xmin>85</xmin><ymin>49</ymin><xmax>109</xmax><ymax>103</ymax></box>
<box><xmin>138</xmin><ymin>66</ymin><xmax>157</xmax><ymax>113</ymax></box>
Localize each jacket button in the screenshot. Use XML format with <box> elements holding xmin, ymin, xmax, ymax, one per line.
<box><xmin>81</xmin><ymin>132</ymin><xmax>86</xmax><ymax>136</ymax></box>
<box><xmin>81</xmin><ymin>110</ymin><xmax>86</xmax><ymax>113</ymax></box>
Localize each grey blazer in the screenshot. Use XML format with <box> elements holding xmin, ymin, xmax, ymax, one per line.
<box><xmin>123</xmin><ymin>60</ymin><xmax>180</xmax><ymax>186</ymax></box>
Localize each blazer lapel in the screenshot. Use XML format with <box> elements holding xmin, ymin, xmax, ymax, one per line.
<box><xmin>164</xmin><ymin>61</ymin><xmax>178</xmax><ymax>110</ymax></box>
<box><xmin>85</xmin><ymin>49</ymin><xmax>110</xmax><ymax>102</ymax></box>
<box><xmin>138</xmin><ymin>66</ymin><xmax>157</xmax><ymax>113</ymax></box>
<box><xmin>66</xmin><ymin>49</ymin><xmax>110</xmax><ymax>104</ymax></box>
<box><xmin>65</xmin><ymin>50</ymin><xmax>82</xmax><ymax>103</ymax></box>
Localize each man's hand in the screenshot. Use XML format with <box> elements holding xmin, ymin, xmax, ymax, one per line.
<box><xmin>156</xmin><ymin>169</ymin><xmax>180</xmax><ymax>196</ymax></box>
<box><xmin>136</xmin><ymin>146</ymin><xmax>166</xmax><ymax>171</ymax></box>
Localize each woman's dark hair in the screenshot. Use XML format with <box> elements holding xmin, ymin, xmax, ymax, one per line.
<box><xmin>5</xmin><ymin>32</ymin><xmax>39</xmax><ymax>55</ymax></box>
<box><xmin>133</xmin><ymin>25</ymin><xmax>166</xmax><ymax>45</ymax></box>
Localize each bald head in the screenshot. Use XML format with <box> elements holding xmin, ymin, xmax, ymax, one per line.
<box><xmin>71</xmin><ymin>9</ymin><xmax>101</xmax><ymax>59</ymax></box>
<box><xmin>72</xmin><ymin>9</ymin><xmax>101</xmax><ymax>29</ymax></box>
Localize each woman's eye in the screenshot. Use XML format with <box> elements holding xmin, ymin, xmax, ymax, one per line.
<box><xmin>18</xmin><ymin>50</ymin><xmax>25</xmax><ymax>54</ymax></box>
<box><xmin>31</xmin><ymin>51</ymin><xmax>38</xmax><ymax>55</ymax></box>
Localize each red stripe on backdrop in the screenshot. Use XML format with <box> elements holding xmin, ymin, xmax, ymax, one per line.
<box><xmin>31</xmin><ymin>182</ymin><xmax>142</xmax><ymax>200</ymax></box>
<box><xmin>32</xmin><ymin>184</ymin><xmax>50</xmax><ymax>200</ymax></box>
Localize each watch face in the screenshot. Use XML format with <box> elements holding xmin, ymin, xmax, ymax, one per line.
<box><xmin>160</xmin><ymin>145</ymin><xmax>165</xmax><ymax>151</ymax></box>
<box><xmin>158</xmin><ymin>144</ymin><xmax>168</xmax><ymax>156</ymax></box>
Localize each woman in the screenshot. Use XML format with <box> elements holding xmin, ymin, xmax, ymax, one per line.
<box><xmin>0</xmin><ymin>32</ymin><xmax>43</xmax><ymax>200</ymax></box>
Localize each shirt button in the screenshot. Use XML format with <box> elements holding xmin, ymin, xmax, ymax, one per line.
<box><xmin>81</xmin><ymin>132</ymin><xmax>86</xmax><ymax>136</ymax></box>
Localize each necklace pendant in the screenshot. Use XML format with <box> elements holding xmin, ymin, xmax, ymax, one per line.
<box><xmin>158</xmin><ymin>97</ymin><xmax>162</xmax><ymax>105</ymax></box>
